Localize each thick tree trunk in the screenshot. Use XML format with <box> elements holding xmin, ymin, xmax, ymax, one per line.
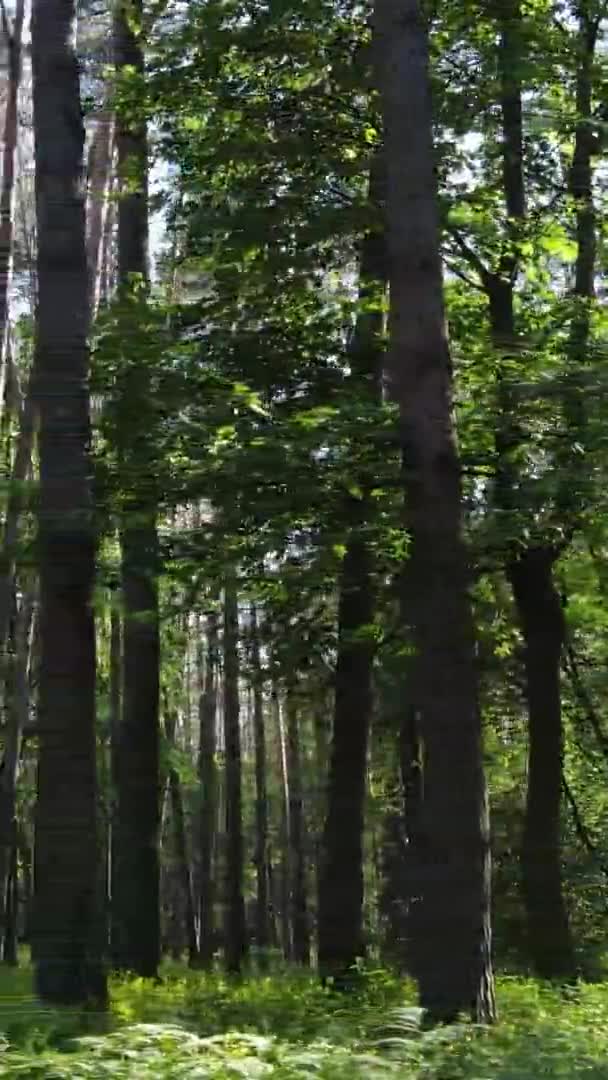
<box><xmin>195</xmin><ymin>609</ymin><xmax>218</xmax><ymax>968</ymax></box>
<box><xmin>223</xmin><ymin>580</ymin><xmax>247</xmax><ymax>973</ymax></box>
<box><xmin>374</xmin><ymin>0</ymin><xmax>495</xmax><ymax>1022</ymax></box>
<box><xmin>286</xmin><ymin>690</ymin><xmax>309</xmax><ymax>965</ymax></box>
<box><xmin>111</xmin><ymin>0</ymin><xmax>160</xmax><ymax>978</ymax></box>
<box><xmin>251</xmin><ymin>606</ymin><xmax>270</xmax><ymax>960</ymax></box>
<box><xmin>31</xmin><ymin>0</ymin><xmax>106</xmax><ymax>1006</ymax></box>
<box><xmin>508</xmin><ymin>549</ymin><xmax>576</xmax><ymax>979</ymax></box>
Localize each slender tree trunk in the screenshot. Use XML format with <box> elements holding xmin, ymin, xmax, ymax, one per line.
<box><xmin>0</xmin><ymin>0</ymin><xmax>25</xmax><ymax>409</ymax></box>
<box><xmin>3</xmin><ymin>837</ymin><xmax>18</xmax><ymax>965</ymax></box>
<box><xmin>317</xmin><ymin>159</ymin><xmax>385</xmax><ymax>984</ymax></box>
<box><xmin>31</xmin><ymin>0</ymin><xmax>106</xmax><ymax>1006</ymax></box>
<box><xmin>86</xmin><ymin>108</ymin><xmax>115</xmax><ymax>318</ymax></box>
<box><xmin>195</xmin><ymin>608</ymin><xmax>218</xmax><ymax>968</ymax></box>
<box><xmin>374</xmin><ymin>0</ymin><xmax>495</xmax><ymax>1022</ymax></box>
<box><xmin>223</xmin><ymin>579</ymin><xmax>247</xmax><ymax>973</ymax></box>
<box><xmin>274</xmin><ymin>684</ymin><xmax>292</xmax><ymax>959</ymax></box>
<box><xmin>286</xmin><ymin>690</ymin><xmax>309</xmax><ymax>965</ymax></box>
<box><xmin>0</xmin><ymin>587</ymin><xmax>33</xmax><ymax>955</ymax></box>
<box><xmin>0</xmin><ymin>377</ymin><xmax>35</xmax><ymax>657</ymax></box>
<box><xmin>165</xmin><ymin>711</ymin><xmax>198</xmax><ymax>966</ymax></box>
<box><xmin>111</xmin><ymin>0</ymin><xmax>160</xmax><ymax>978</ymax></box>
<box><xmin>108</xmin><ymin>597</ymin><xmax>121</xmax><ymax>955</ymax></box>
<box><xmin>251</xmin><ymin>606</ymin><xmax>270</xmax><ymax>961</ymax></box>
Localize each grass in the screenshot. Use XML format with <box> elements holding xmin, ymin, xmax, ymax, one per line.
<box><xmin>0</xmin><ymin>962</ymin><xmax>607</xmax><ymax>1076</ymax></box>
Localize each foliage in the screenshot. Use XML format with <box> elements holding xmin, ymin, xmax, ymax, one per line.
<box><xmin>2</xmin><ymin>969</ymin><xmax>608</xmax><ymax>1077</ymax></box>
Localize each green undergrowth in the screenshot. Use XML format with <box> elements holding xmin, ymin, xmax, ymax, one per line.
<box><xmin>0</xmin><ymin>963</ymin><xmax>608</xmax><ymax>1077</ymax></box>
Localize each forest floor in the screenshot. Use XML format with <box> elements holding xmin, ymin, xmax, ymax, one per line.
<box><xmin>0</xmin><ymin>961</ymin><xmax>607</xmax><ymax>1077</ymax></box>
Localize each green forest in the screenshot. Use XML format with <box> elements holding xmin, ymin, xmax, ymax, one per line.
<box><xmin>0</xmin><ymin>0</ymin><xmax>607</xmax><ymax>1074</ymax></box>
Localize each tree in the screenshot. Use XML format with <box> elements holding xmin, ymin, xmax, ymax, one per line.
<box><xmin>31</xmin><ymin>0</ymin><xmax>106</xmax><ymax>1007</ymax></box>
<box><xmin>318</xmin><ymin>158</ymin><xmax>385</xmax><ymax>985</ymax></box>
<box><xmin>223</xmin><ymin>578</ymin><xmax>247</xmax><ymax>973</ymax></box>
<box><xmin>110</xmin><ymin>0</ymin><xmax>161</xmax><ymax>978</ymax></box>
<box><xmin>250</xmin><ymin>605</ymin><xmax>270</xmax><ymax>961</ymax></box>
<box><xmin>373</xmin><ymin>0</ymin><xmax>495</xmax><ymax>1023</ymax></box>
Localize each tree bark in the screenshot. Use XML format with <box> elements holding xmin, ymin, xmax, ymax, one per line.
<box><xmin>490</xmin><ymin>0</ymin><xmax>578</xmax><ymax>981</ymax></box>
<box><xmin>251</xmin><ymin>606</ymin><xmax>270</xmax><ymax>961</ymax></box>
<box><xmin>317</xmin><ymin>158</ymin><xmax>385</xmax><ymax>984</ymax></box>
<box><xmin>223</xmin><ymin>579</ymin><xmax>247</xmax><ymax>973</ymax></box>
<box><xmin>195</xmin><ymin>608</ymin><xmax>218</xmax><ymax>968</ymax></box>
<box><xmin>374</xmin><ymin>0</ymin><xmax>495</xmax><ymax>1023</ymax></box>
<box><xmin>508</xmin><ymin>549</ymin><xmax>576</xmax><ymax>979</ymax></box>
<box><xmin>31</xmin><ymin>0</ymin><xmax>106</xmax><ymax>1006</ymax></box>
<box><xmin>286</xmin><ymin>689</ymin><xmax>309</xmax><ymax>965</ymax></box>
<box><xmin>0</xmin><ymin>373</ymin><xmax>36</xmax><ymax>658</ymax></box>
<box><xmin>0</xmin><ymin>0</ymin><xmax>25</xmax><ymax>409</ymax></box>
<box><xmin>86</xmin><ymin>107</ymin><xmax>115</xmax><ymax>318</ymax></box>
<box><xmin>111</xmin><ymin>0</ymin><xmax>160</xmax><ymax>978</ymax></box>
<box><xmin>165</xmin><ymin>711</ymin><xmax>198</xmax><ymax>967</ymax></box>
<box><xmin>0</xmin><ymin>586</ymin><xmax>33</xmax><ymax>957</ymax></box>
<box><xmin>274</xmin><ymin>683</ymin><xmax>292</xmax><ymax>959</ymax></box>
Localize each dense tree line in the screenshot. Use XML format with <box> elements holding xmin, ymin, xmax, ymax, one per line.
<box><xmin>0</xmin><ymin>0</ymin><xmax>605</xmax><ymax>1030</ymax></box>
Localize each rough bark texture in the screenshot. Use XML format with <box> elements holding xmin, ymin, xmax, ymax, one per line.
<box><xmin>31</xmin><ymin>0</ymin><xmax>107</xmax><ymax>1006</ymax></box>
<box><xmin>508</xmin><ymin>549</ymin><xmax>577</xmax><ymax>979</ymax></box>
<box><xmin>223</xmin><ymin>580</ymin><xmax>247</xmax><ymax>973</ymax></box>
<box><xmin>374</xmin><ymin>0</ymin><xmax>495</xmax><ymax>1023</ymax></box>
<box><xmin>111</xmin><ymin>0</ymin><xmax>161</xmax><ymax>978</ymax></box>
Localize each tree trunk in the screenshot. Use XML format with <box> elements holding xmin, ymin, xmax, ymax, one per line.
<box><xmin>317</xmin><ymin>159</ymin><xmax>385</xmax><ymax>984</ymax></box>
<box><xmin>223</xmin><ymin>579</ymin><xmax>247</xmax><ymax>973</ymax></box>
<box><xmin>3</xmin><ymin>837</ymin><xmax>18</xmax><ymax>966</ymax></box>
<box><xmin>107</xmin><ymin>596</ymin><xmax>121</xmax><ymax>956</ymax></box>
<box><xmin>374</xmin><ymin>0</ymin><xmax>495</xmax><ymax>1022</ymax></box>
<box><xmin>111</xmin><ymin>0</ymin><xmax>160</xmax><ymax>978</ymax></box>
<box><xmin>0</xmin><ymin>0</ymin><xmax>25</xmax><ymax>407</ymax></box>
<box><xmin>251</xmin><ymin>606</ymin><xmax>270</xmax><ymax>961</ymax></box>
<box><xmin>0</xmin><ymin>586</ymin><xmax>34</xmax><ymax>956</ymax></box>
<box><xmin>274</xmin><ymin>684</ymin><xmax>292</xmax><ymax>959</ymax></box>
<box><xmin>86</xmin><ymin>108</ymin><xmax>115</xmax><ymax>318</ymax></box>
<box><xmin>507</xmin><ymin>549</ymin><xmax>576</xmax><ymax>979</ymax></box>
<box><xmin>195</xmin><ymin>608</ymin><xmax>218</xmax><ymax>968</ymax></box>
<box><xmin>0</xmin><ymin>376</ymin><xmax>36</xmax><ymax>657</ymax></box>
<box><xmin>31</xmin><ymin>0</ymin><xmax>106</xmax><ymax>1006</ymax></box>
<box><xmin>286</xmin><ymin>690</ymin><xmax>309</xmax><ymax>965</ymax></box>
<box><xmin>165</xmin><ymin>711</ymin><xmax>198</xmax><ymax>966</ymax></box>
<box><xmin>489</xmin><ymin>0</ymin><xmax>578</xmax><ymax>982</ymax></box>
